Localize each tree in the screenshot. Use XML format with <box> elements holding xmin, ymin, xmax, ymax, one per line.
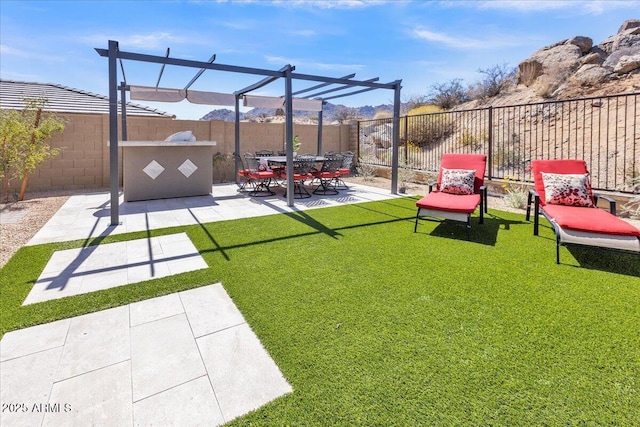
<box><xmin>332</xmin><ymin>107</ymin><xmax>359</xmax><ymax>123</ymax></box>
<box><xmin>0</xmin><ymin>98</ymin><xmax>65</xmax><ymax>202</ymax></box>
<box><xmin>471</xmin><ymin>63</ymin><xmax>517</xmax><ymax>100</ymax></box>
<box><xmin>427</xmin><ymin>78</ymin><xmax>469</xmax><ymax>110</ymax></box>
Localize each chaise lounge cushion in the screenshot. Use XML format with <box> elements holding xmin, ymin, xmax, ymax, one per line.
<box><xmin>416</xmin><ymin>192</ymin><xmax>481</xmax><ymax>214</ymax></box>
<box><xmin>543</xmin><ymin>204</ymin><xmax>640</xmax><ymax>236</ymax></box>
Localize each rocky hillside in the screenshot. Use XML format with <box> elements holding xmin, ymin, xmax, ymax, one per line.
<box><xmin>459</xmin><ymin>19</ymin><xmax>640</xmax><ymax>109</ymax></box>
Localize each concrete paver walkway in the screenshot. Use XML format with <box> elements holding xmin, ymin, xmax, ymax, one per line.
<box><xmin>1</xmin><ymin>284</ymin><xmax>292</xmax><ymax>426</ymax></box>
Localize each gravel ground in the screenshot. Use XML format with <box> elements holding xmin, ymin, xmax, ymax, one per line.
<box><xmin>1</xmin><ymin>180</ymin><xmax>637</xmax><ymax>269</ymax></box>
<box><xmin>0</xmin><ymin>190</ymin><xmax>74</xmax><ymax>268</ymax></box>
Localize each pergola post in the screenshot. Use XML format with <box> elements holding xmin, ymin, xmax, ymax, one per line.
<box><xmin>108</xmin><ymin>40</ymin><xmax>119</xmax><ymax>225</ymax></box>
<box><xmin>317</xmin><ymin>107</ymin><xmax>323</xmax><ymax>155</ymax></box>
<box><xmin>284</xmin><ymin>65</ymin><xmax>294</xmax><ymax>207</ymax></box>
<box><xmin>390</xmin><ymin>81</ymin><xmax>402</xmax><ymax>194</ymax></box>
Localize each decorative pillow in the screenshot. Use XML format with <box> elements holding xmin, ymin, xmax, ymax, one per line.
<box><xmin>440</xmin><ymin>168</ymin><xmax>476</xmax><ymax>195</ymax></box>
<box><xmin>165</xmin><ymin>130</ymin><xmax>196</xmax><ymax>142</ymax></box>
<box><xmin>541</xmin><ymin>172</ymin><xmax>594</xmax><ymax>207</ymax></box>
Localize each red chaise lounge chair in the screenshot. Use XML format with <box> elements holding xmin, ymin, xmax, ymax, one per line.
<box><xmin>414</xmin><ymin>153</ymin><xmax>487</xmax><ymax>239</ymax></box>
<box><xmin>526</xmin><ymin>159</ymin><xmax>640</xmax><ymax>263</ymax></box>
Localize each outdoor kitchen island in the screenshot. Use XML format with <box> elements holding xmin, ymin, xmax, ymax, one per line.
<box><xmin>119</xmin><ymin>140</ymin><xmax>217</xmax><ymax>202</ymax></box>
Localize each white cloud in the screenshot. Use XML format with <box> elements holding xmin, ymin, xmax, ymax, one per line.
<box><xmin>265</xmin><ymin>55</ymin><xmax>365</xmax><ymax>71</ymax></box>
<box><xmin>411</xmin><ymin>26</ymin><xmax>521</xmax><ymax>50</ymax></box>
<box><xmin>271</xmin><ymin>0</ymin><xmax>390</xmax><ymax>9</ymax></box>
<box><xmin>80</xmin><ymin>32</ymin><xmax>193</xmax><ymax>52</ymax></box>
<box><xmin>0</xmin><ymin>44</ymin><xmax>30</xmax><ymax>58</ymax></box>
<box><xmin>474</xmin><ymin>0</ymin><xmax>640</xmax><ymax>15</ymax></box>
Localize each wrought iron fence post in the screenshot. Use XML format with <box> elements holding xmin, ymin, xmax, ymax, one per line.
<box><xmin>487</xmin><ymin>106</ymin><xmax>493</xmax><ymax>180</ymax></box>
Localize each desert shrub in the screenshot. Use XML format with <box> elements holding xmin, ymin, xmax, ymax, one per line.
<box><xmin>501</xmin><ymin>178</ymin><xmax>529</xmax><ymax>209</ymax></box>
<box><xmin>399</xmin><ymin>143</ymin><xmax>423</xmax><ymax>168</ymax></box>
<box><xmin>469</xmin><ymin>63</ymin><xmax>517</xmax><ymax>100</ymax></box>
<box><xmin>356</xmin><ymin>153</ymin><xmax>378</xmax><ymax>181</ymax></box>
<box><xmin>458</xmin><ymin>129</ymin><xmax>476</xmax><ymax>147</ymax></box>
<box><xmin>493</xmin><ymin>133</ymin><xmax>525</xmax><ymax>172</ymax></box>
<box><xmin>332</xmin><ymin>107</ymin><xmax>359</xmax><ymax>123</ymax></box>
<box><xmin>398</xmin><ymin>158</ymin><xmax>416</xmax><ymax>187</ymax></box>
<box><xmin>619</xmin><ymin>170</ymin><xmax>640</xmax><ymax>218</ymax></box>
<box><xmin>373</xmin><ymin>111</ymin><xmax>393</xmax><ymax>120</ymax></box>
<box><xmin>403</xmin><ymin>106</ymin><xmax>456</xmax><ymax>148</ymax></box>
<box><xmin>427</xmin><ymin>79</ymin><xmax>470</xmax><ymax>110</ymax></box>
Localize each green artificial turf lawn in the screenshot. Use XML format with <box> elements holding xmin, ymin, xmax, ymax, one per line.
<box><xmin>1</xmin><ymin>197</ymin><xmax>639</xmax><ymax>425</ymax></box>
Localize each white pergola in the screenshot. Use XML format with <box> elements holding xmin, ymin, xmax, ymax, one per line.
<box><xmin>97</xmin><ymin>40</ymin><xmax>402</xmax><ymax>226</ymax></box>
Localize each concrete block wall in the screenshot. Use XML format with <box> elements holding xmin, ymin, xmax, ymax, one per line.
<box><xmin>12</xmin><ymin>113</ymin><xmax>352</xmax><ymax>193</ymax></box>
<box><xmin>25</xmin><ymin>113</ymin><xmax>107</xmax><ymax>192</ymax></box>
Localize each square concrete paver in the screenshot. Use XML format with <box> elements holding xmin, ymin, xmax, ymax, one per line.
<box><xmin>0</xmin><ymin>283</ymin><xmax>292</xmax><ymax>427</ymax></box>
<box><xmin>198</xmin><ymin>323</ymin><xmax>293</xmax><ymax>421</ymax></box>
<box><xmin>23</xmin><ymin>232</ymin><xmax>208</xmax><ymax>305</ymax></box>
<box><xmin>130</xmin><ymin>313</ymin><xmax>206</xmax><ymax>402</ymax></box>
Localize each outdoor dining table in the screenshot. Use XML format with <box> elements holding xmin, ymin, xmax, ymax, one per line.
<box><xmin>259</xmin><ymin>155</ymin><xmax>326</xmax><ymax>177</ymax></box>
<box><xmin>259</xmin><ymin>155</ymin><xmax>326</xmax><ymax>165</ymax></box>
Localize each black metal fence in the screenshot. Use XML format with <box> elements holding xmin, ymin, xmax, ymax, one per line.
<box><xmin>358</xmin><ymin>92</ymin><xmax>640</xmax><ymax>193</ymax></box>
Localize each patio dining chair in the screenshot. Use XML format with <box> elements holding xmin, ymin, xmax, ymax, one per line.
<box><xmin>281</xmin><ymin>155</ymin><xmax>316</xmax><ymax>199</ymax></box>
<box><xmin>414</xmin><ymin>153</ymin><xmax>487</xmax><ymax>239</ymax></box>
<box><xmin>526</xmin><ymin>159</ymin><xmax>640</xmax><ymax>263</ymax></box>
<box><xmin>335</xmin><ymin>151</ymin><xmax>354</xmax><ymax>190</ymax></box>
<box><xmin>234</xmin><ymin>153</ymin><xmax>253</xmax><ymax>192</ymax></box>
<box><xmin>312</xmin><ymin>154</ymin><xmax>343</xmax><ymax>195</ymax></box>
<box><xmin>244</xmin><ymin>153</ymin><xmax>277</xmax><ymax>197</ymax></box>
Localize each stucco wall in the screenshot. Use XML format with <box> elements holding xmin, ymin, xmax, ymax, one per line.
<box><xmin>13</xmin><ymin>113</ymin><xmax>354</xmax><ymax>193</ymax></box>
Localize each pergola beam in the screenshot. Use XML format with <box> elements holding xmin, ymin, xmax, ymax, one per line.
<box><xmin>95</xmin><ymin>48</ymin><xmax>284</xmax><ymax>78</ymax></box>
<box><xmin>305</xmin><ymin>77</ymin><xmax>379</xmax><ymax>99</ymax></box>
<box><xmin>184</xmin><ymin>54</ymin><xmax>216</xmax><ymax>90</ymax></box>
<box><xmin>234</xmin><ymin>65</ymin><xmax>291</xmax><ymax>95</ymax></box>
<box><xmin>293</xmin><ymin>73</ymin><xmax>356</xmax><ymax>96</ymax></box>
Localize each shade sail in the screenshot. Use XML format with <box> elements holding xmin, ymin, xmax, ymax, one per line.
<box><xmin>243</xmin><ymin>95</ymin><xmax>323</xmax><ymax>111</ymax></box>
<box><xmin>130</xmin><ymin>85</ymin><xmax>186</xmax><ymax>102</ymax></box>
<box><xmin>243</xmin><ymin>94</ymin><xmax>285</xmax><ymax>109</ymax></box>
<box><xmin>186</xmin><ymin>90</ymin><xmax>236</xmax><ymax>106</ymax></box>
<box><xmin>291</xmin><ymin>98</ymin><xmax>323</xmax><ymax>112</ymax></box>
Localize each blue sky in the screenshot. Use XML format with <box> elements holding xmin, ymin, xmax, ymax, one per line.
<box><xmin>1</xmin><ymin>0</ymin><xmax>638</xmax><ymax>119</ymax></box>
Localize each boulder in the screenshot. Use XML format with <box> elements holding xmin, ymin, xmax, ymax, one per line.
<box><xmin>517</xmin><ymin>59</ymin><xmax>543</xmax><ymax>86</ymax></box>
<box><xmin>529</xmin><ymin>43</ymin><xmax>583</xmax><ymax>75</ymax></box>
<box><xmin>613</xmin><ymin>55</ymin><xmax>640</xmax><ymax>74</ymax></box>
<box><xmin>618</xmin><ymin>19</ymin><xmax>640</xmax><ymax>33</ymax></box>
<box><xmin>567</xmin><ymin>36</ymin><xmax>593</xmax><ymax>54</ymax></box>
<box><xmin>603</xmin><ymin>46</ymin><xmax>640</xmax><ymax>70</ymax></box>
<box><xmin>572</xmin><ymin>64</ymin><xmax>611</xmax><ymax>86</ymax></box>
<box><xmin>580</xmin><ymin>52</ymin><xmax>604</xmax><ymax>66</ymax></box>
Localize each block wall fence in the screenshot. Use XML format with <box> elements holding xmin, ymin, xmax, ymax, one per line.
<box><xmin>14</xmin><ymin>113</ymin><xmax>355</xmax><ymax>193</ymax></box>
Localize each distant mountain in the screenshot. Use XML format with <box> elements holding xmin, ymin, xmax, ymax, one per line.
<box><xmin>200</xmin><ymin>102</ymin><xmax>400</xmax><ymax>122</ymax></box>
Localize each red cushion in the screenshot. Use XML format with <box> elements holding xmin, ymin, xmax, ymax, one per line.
<box><xmin>338</xmin><ymin>168</ymin><xmax>350</xmax><ymax>175</ymax></box>
<box><xmin>532</xmin><ymin>160</ymin><xmax>593</xmax><ymax>207</ymax></box>
<box><xmin>282</xmin><ymin>172</ymin><xmax>312</xmax><ymax>181</ymax></box>
<box><xmin>249</xmin><ymin>171</ymin><xmax>276</xmax><ymax>179</ymax></box>
<box><xmin>543</xmin><ymin>205</ymin><xmax>640</xmax><ymax>236</ymax></box>
<box><xmin>416</xmin><ymin>191</ymin><xmax>481</xmax><ymax>214</ymax></box>
<box><xmin>437</xmin><ymin>154</ymin><xmax>487</xmax><ymax>194</ymax></box>
<box><xmin>313</xmin><ymin>171</ymin><xmax>340</xmax><ymax>178</ymax></box>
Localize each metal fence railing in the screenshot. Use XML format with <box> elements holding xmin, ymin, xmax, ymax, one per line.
<box><xmin>357</xmin><ymin>92</ymin><xmax>640</xmax><ymax>193</ymax></box>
